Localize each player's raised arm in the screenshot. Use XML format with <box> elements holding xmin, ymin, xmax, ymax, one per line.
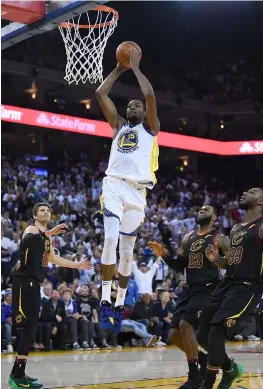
<box><xmin>148</xmin><ymin>240</ymin><xmax>187</xmax><ymax>274</ymax></box>
<box><xmin>130</xmin><ymin>50</ymin><xmax>160</xmax><ymax>135</ymax></box>
<box><xmin>95</xmin><ymin>64</ymin><xmax>126</xmax><ymax>136</ymax></box>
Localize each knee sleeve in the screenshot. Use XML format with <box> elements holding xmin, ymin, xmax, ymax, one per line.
<box><xmin>101</xmin><ymin>217</ymin><xmax>120</xmax><ymax>265</ymax></box>
<box><xmin>17</xmin><ymin>322</ymin><xmax>38</xmax><ymax>356</ymax></box>
<box><xmin>118</xmin><ymin>235</ymin><xmax>136</xmax><ymax>276</ymax></box>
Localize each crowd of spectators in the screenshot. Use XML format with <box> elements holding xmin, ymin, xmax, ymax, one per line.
<box><xmin>1</xmin><ymin>152</ymin><xmax>263</xmax><ymax>353</ymax></box>
<box><xmin>3</xmin><ymin>34</ymin><xmax>263</xmax><ymax>107</ymax></box>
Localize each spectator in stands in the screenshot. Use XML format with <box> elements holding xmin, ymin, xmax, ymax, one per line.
<box><xmin>150</xmin><ymin>291</ymin><xmax>173</xmax><ymax>346</ymax></box>
<box><xmin>120</xmin><ymin>307</ymin><xmax>157</xmax><ymax>347</ymax></box>
<box><xmin>1</xmin><ymin>289</ymin><xmax>13</xmax><ymax>353</ymax></box>
<box><xmin>124</xmin><ymin>278</ymin><xmax>139</xmax><ymax>309</ymax></box>
<box><xmin>76</xmin><ymin>285</ymin><xmax>100</xmax><ymax>349</ymax></box>
<box><xmin>62</xmin><ymin>289</ymin><xmax>81</xmax><ymax>349</ymax></box>
<box><xmin>91</xmin><ymin>263</ymin><xmax>102</xmax><ymax>289</ymax></box>
<box><xmin>1</xmin><ymin>229</ymin><xmax>13</xmax><ymax>287</ymax></box>
<box><xmin>148</xmin><ymin>257</ymin><xmax>169</xmax><ymax>291</ymax></box>
<box><xmin>131</xmin><ymin>293</ymin><xmax>152</xmax><ymax>327</ymax></box>
<box><xmin>41</xmin><ymin>282</ymin><xmax>53</xmax><ymax>301</ymax></box>
<box><xmin>132</xmin><ymin>258</ymin><xmax>161</xmax><ymax>295</ymax></box>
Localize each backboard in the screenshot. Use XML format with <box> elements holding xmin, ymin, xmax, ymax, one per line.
<box><xmin>1</xmin><ymin>1</ymin><xmax>108</xmax><ymax>50</ymax></box>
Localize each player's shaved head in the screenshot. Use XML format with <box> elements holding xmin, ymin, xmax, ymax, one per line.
<box><xmin>239</xmin><ymin>188</ymin><xmax>263</xmax><ymax>210</ymax></box>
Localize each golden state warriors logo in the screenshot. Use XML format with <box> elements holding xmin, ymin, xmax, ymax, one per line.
<box><xmin>190</xmin><ymin>239</ymin><xmax>205</xmax><ymax>252</ymax></box>
<box><xmin>232</xmin><ymin>231</ymin><xmax>247</xmax><ymax>246</ymax></box>
<box><xmin>117</xmin><ymin>129</ymin><xmax>139</xmax><ymax>154</ymax></box>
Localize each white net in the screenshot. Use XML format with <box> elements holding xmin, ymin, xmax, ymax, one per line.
<box><xmin>59</xmin><ymin>7</ymin><xmax>118</xmax><ymax>85</ymax></box>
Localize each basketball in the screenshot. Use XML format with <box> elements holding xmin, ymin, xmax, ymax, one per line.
<box><xmin>116</xmin><ymin>41</ymin><xmax>142</xmax><ymax>68</ymax></box>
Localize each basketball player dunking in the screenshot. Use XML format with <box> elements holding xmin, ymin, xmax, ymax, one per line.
<box><xmin>197</xmin><ymin>188</ymin><xmax>263</xmax><ymax>389</ymax></box>
<box><xmin>95</xmin><ymin>50</ymin><xmax>160</xmax><ymax>333</ymax></box>
<box><xmin>149</xmin><ymin>206</ymin><xmax>230</xmax><ymax>389</ymax></box>
<box><xmin>10</xmin><ymin>203</ymin><xmax>92</xmax><ymax>389</ymax></box>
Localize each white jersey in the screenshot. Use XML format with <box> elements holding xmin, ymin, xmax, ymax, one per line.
<box><xmin>105</xmin><ymin>122</ymin><xmax>159</xmax><ymax>188</ymax></box>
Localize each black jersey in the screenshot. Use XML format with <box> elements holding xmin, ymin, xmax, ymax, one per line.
<box><xmin>16</xmin><ymin>227</ymin><xmax>51</xmax><ymax>283</ymax></box>
<box><xmin>226</xmin><ymin>216</ymin><xmax>263</xmax><ymax>283</ymax></box>
<box><xmin>164</xmin><ymin>228</ymin><xmax>220</xmax><ymax>286</ymax></box>
<box><xmin>183</xmin><ymin>229</ymin><xmax>220</xmax><ymax>286</ymax></box>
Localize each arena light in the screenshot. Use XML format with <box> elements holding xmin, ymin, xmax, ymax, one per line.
<box><xmin>1</xmin><ymin>104</ymin><xmax>263</xmax><ymax>156</ymax></box>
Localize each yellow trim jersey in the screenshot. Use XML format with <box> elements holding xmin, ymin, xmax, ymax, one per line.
<box><xmin>105</xmin><ymin>122</ymin><xmax>159</xmax><ymax>188</ymax></box>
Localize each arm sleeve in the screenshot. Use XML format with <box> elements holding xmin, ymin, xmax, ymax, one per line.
<box><xmin>163</xmin><ymin>254</ymin><xmax>187</xmax><ymax>273</ymax></box>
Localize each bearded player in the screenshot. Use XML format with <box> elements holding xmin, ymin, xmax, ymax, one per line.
<box><xmin>95</xmin><ymin>50</ymin><xmax>160</xmax><ymax>334</ymax></box>
<box><xmin>149</xmin><ymin>205</ymin><xmax>230</xmax><ymax>389</ymax></box>
<box><xmin>10</xmin><ymin>203</ymin><xmax>92</xmax><ymax>389</ymax></box>
<box><xmin>197</xmin><ymin>188</ymin><xmax>263</xmax><ymax>389</ymax></box>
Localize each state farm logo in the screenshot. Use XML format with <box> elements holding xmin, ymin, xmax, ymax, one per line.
<box><xmin>36</xmin><ymin>112</ymin><xmax>95</xmax><ymax>133</ymax></box>
<box><xmin>1</xmin><ymin>106</ymin><xmax>23</xmax><ymax>121</ymax></box>
<box><xmin>239</xmin><ymin>141</ymin><xmax>263</xmax><ymax>154</ymax></box>
<box><xmin>36</xmin><ymin>113</ymin><xmax>50</xmax><ymax>125</ymax></box>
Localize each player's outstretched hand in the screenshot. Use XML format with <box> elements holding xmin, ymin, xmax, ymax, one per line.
<box><xmin>205</xmin><ymin>242</ymin><xmax>219</xmax><ymax>263</ymax></box>
<box><xmin>77</xmin><ymin>258</ymin><xmax>93</xmax><ymax>270</ymax></box>
<box><xmin>46</xmin><ymin>223</ymin><xmax>68</xmax><ymax>236</ymax></box>
<box><xmin>148</xmin><ymin>241</ymin><xmax>166</xmax><ymax>257</ymax></box>
<box><xmin>130</xmin><ymin>49</ymin><xmax>140</xmax><ymax>71</ymax></box>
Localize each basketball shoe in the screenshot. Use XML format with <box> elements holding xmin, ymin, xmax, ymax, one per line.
<box><xmin>100</xmin><ymin>300</ymin><xmax>115</xmax><ymax>330</ymax></box>
<box><xmin>11</xmin><ymin>376</ymin><xmax>43</xmax><ymax>389</ymax></box>
<box><xmin>112</xmin><ymin>305</ymin><xmax>124</xmax><ymax>334</ymax></box>
<box><xmin>217</xmin><ymin>360</ymin><xmax>244</xmax><ymax>389</ymax></box>
<box><xmin>8</xmin><ymin>375</ymin><xmax>39</xmax><ymax>386</ymax></box>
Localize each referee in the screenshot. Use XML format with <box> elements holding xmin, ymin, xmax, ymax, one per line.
<box><xmin>9</xmin><ymin>203</ymin><xmax>92</xmax><ymax>389</ymax></box>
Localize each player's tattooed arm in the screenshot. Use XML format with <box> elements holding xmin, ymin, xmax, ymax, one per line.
<box><xmin>130</xmin><ymin>50</ymin><xmax>160</xmax><ymax>135</ymax></box>
<box><xmin>96</xmin><ymin>64</ymin><xmax>126</xmax><ymax>136</ymax></box>
<box><xmin>205</xmin><ymin>234</ymin><xmax>230</xmax><ymax>269</ymax></box>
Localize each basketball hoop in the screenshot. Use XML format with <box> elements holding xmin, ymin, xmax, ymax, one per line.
<box><xmin>59</xmin><ymin>5</ymin><xmax>119</xmax><ymax>85</ymax></box>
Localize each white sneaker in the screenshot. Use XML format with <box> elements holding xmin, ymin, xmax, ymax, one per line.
<box><xmin>73</xmin><ymin>342</ymin><xmax>83</xmax><ymax>350</ymax></box>
<box><xmin>83</xmin><ymin>341</ymin><xmax>91</xmax><ymax>350</ymax></box>
<box><xmin>155</xmin><ymin>341</ymin><xmax>167</xmax><ymax>347</ymax></box>
<box><xmin>146</xmin><ymin>335</ymin><xmax>157</xmax><ymax>347</ymax></box>
<box><xmin>233</xmin><ymin>334</ymin><xmax>243</xmax><ymax>341</ymax></box>
<box><xmin>247</xmin><ymin>335</ymin><xmax>261</xmax><ymax>341</ymax></box>
<box><xmin>7</xmin><ymin>344</ymin><xmax>13</xmax><ymax>354</ymax></box>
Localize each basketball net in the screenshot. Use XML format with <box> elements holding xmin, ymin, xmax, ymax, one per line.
<box><xmin>59</xmin><ymin>6</ymin><xmax>118</xmax><ymax>85</ymax></box>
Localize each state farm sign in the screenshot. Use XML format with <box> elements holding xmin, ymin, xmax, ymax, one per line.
<box><xmin>1</xmin><ymin>104</ymin><xmax>263</xmax><ymax>156</ymax></box>
<box><xmin>239</xmin><ymin>141</ymin><xmax>263</xmax><ymax>154</ymax></box>
<box><xmin>36</xmin><ymin>113</ymin><xmax>95</xmax><ymax>133</ymax></box>
<box><xmin>1</xmin><ymin>105</ymin><xmax>23</xmax><ymax>121</ymax></box>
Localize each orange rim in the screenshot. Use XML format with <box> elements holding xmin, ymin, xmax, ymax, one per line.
<box><xmin>60</xmin><ymin>5</ymin><xmax>119</xmax><ymax>29</ymax></box>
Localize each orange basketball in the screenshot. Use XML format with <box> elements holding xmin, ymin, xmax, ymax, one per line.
<box><xmin>116</xmin><ymin>41</ymin><xmax>142</xmax><ymax>68</ymax></box>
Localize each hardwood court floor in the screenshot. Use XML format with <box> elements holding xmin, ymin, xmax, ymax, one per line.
<box><xmin>2</xmin><ymin>342</ymin><xmax>263</xmax><ymax>389</ymax></box>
